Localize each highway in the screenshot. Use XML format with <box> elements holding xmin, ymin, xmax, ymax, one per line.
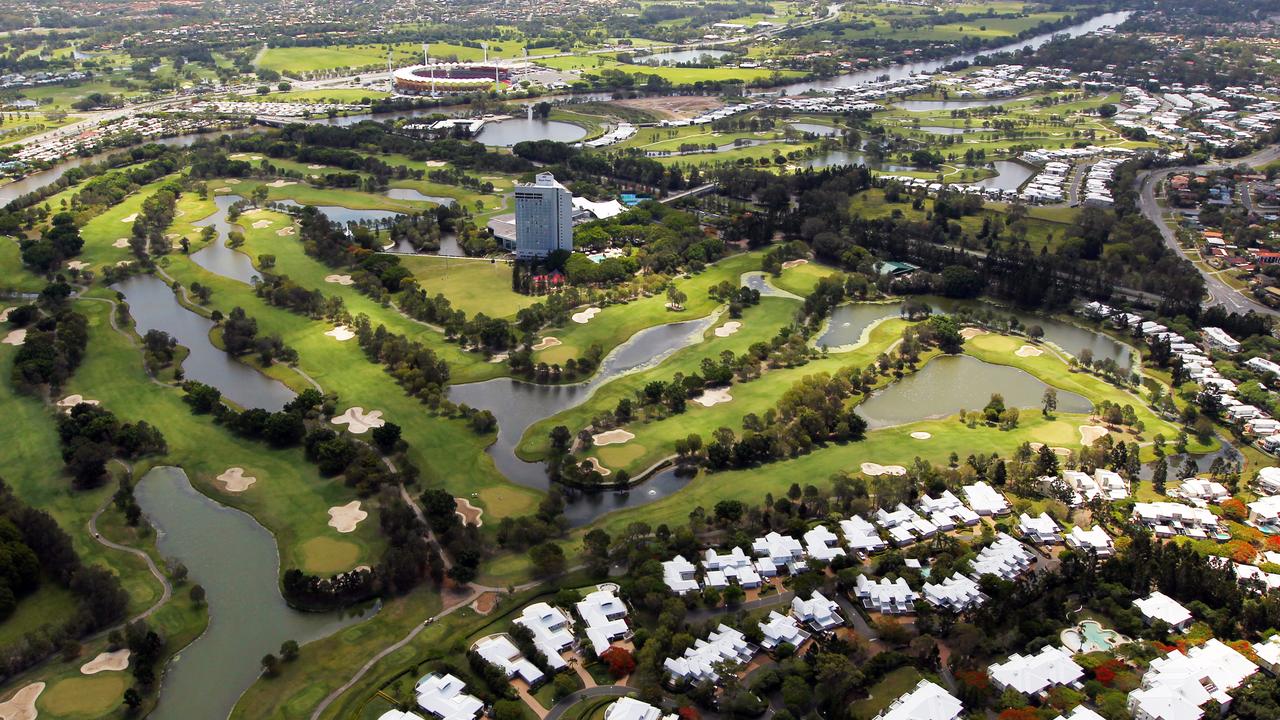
<box><xmin>1133</xmin><ymin>143</ymin><xmax>1280</xmax><ymax>316</ymax></box>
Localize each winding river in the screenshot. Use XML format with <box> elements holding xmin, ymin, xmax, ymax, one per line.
<box><xmin>135</xmin><ymin>467</ymin><xmax>372</xmax><ymax>720</ymax></box>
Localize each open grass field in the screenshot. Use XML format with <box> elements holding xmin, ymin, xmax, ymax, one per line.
<box><xmin>850</xmin><ymin>667</ymin><xmax>926</xmax><ymax>720</ymax></box>
<box><xmin>397</xmin><ymin>255</ymin><xmax>537</xmax><ymax>319</ymax></box>
<box><xmin>536</xmin><ymin>55</ymin><xmax>801</xmax><ymax>84</ymax></box>
<box><xmin>0</xmin><ymin>238</ymin><xmax>50</xmax><ymax>292</ymax></box>
<box><xmin>250</xmin><ymin>89</ymin><xmax>391</xmax><ymax>104</ymax></box>
<box><xmin>770</xmin><ymin>260</ymin><xmax>839</xmax><ymax>297</ymax></box>
<box><xmin>849</xmin><ymin>187</ymin><xmax>1079</xmax><ymax>252</ymax></box>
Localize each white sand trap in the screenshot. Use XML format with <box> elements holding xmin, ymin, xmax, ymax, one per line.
<box><xmin>0</xmin><ymin>308</ymin><xmax>10</xmax><ymax>322</ymax></box>
<box><xmin>781</xmin><ymin>258</ymin><xmax>809</xmax><ymax>269</ymax></box>
<box><xmin>307</xmin><ymin>164</ymin><xmax>326</xmax><ymax>170</ymax></box>
<box><xmin>2</xmin><ymin>329</ymin><xmax>26</xmax><ymax>346</ymax></box>
<box><xmin>328</xmin><ymin>501</ymin><xmax>367</xmax><ymax>533</ymax></box>
<box><xmin>120</xmin><ymin>213</ymin><xmax>138</xmax><ymax>223</ymax></box>
<box><xmin>960</xmin><ymin>327</ymin><xmax>987</xmax><ymax>340</ymax></box>
<box><xmin>488</xmin><ymin>352</ymin><xmax>509</xmax><ymax>364</ymax></box>
<box><xmin>693</xmin><ymin>387</ymin><xmax>733</xmax><ymax>407</ymax></box>
<box><xmin>251</xmin><ymin>220</ymin><xmax>272</xmax><ymax>229</ymax></box>
<box><xmin>331</xmin><ymin>407</ymin><xmax>386</xmax><ymax>434</ymax></box>
<box><xmin>1015</xmin><ymin>344</ymin><xmax>1043</xmax><ymax>357</ymax></box>
<box><xmin>665</xmin><ymin>302</ymin><xmax>683</xmax><ymax>311</ymax></box>
<box><xmin>80</xmin><ymin>649</ymin><xmax>130</xmax><ymax>675</ymax></box>
<box><xmin>266</xmin><ymin>179</ymin><xmax>297</xmax><ymax>188</ymax></box>
<box><xmin>215</xmin><ymin>187</ymin><xmax>231</xmax><ymax>193</ymax></box>
<box><xmin>1052</xmin><ymin>447</ymin><xmax>1072</xmax><ymax>456</ymax></box>
<box><xmin>56</xmin><ymin>394</ymin><xmax>99</xmax><ymax>410</ymax></box>
<box><xmin>353</xmin><ymin>565</ymin><xmax>371</xmax><ymax>573</ymax></box>
<box><xmin>226</xmin><ymin>178</ymin><xmax>244</xmax><ymax>183</ymax></box>
<box><xmin>112</xmin><ymin>238</ymin><xmax>130</xmax><ymax>248</ymax></box>
<box><xmin>325</xmin><ymin>325</ymin><xmax>355</xmax><ymax>342</ymax></box>
<box><xmin>324</xmin><ymin>274</ymin><xmax>354</xmax><ymax>285</ymax></box>
<box><xmin>0</xmin><ymin>682</ymin><xmax>44</xmax><ymax>720</ymax></box>
<box><xmin>910</xmin><ymin>431</ymin><xmax>931</xmax><ymax>440</ymax></box>
<box><xmin>572</xmin><ymin>307</ymin><xmax>601</xmax><ymax>324</ymax></box>
<box><xmin>714</xmin><ymin>321</ymin><xmax>742</xmax><ymax>338</ymax></box>
<box><xmin>455</xmin><ymin>498</ymin><xmax>484</xmax><ymax>526</ymax></box>
<box><xmin>276</xmin><ymin>226</ymin><xmax>296</xmax><ymax>236</ymax></box>
<box><xmin>65</xmin><ymin>260</ymin><xmax>88</xmax><ymax>270</ymax></box>
<box><xmin>116</xmin><ymin>261</ymin><xmax>132</xmax><ymax>268</ymax></box>
<box><xmin>593</xmin><ymin>429</ymin><xmax>635</xmax><ymax>446</ymax></box>
<box><xmin>860</xmin><ymin>462</ymin><xmax>907</xmax><ymax>476</ymax></box>
<box><xmin>216</xmin><ymin>467</ymin><xmax>257</xmax><ymax>492</ymax></box>
<box><xmin>583</xmin><ymin>457</ymin><xmax>611</xmax><ymax>477</ymax></box>
<box><xmin>1079</xmin><ymin>425</ymin><xmax>1109</xmax><ymax>446</ymax></box>
<box><xmin>426</xmin><ymin>161</ymin><xmax>449</xmax><ymax>167</ymax></box>
<box><xmin>532</xmin><ymin>336</ymin><xmax>561</xmax><ymax>351</ymax></box>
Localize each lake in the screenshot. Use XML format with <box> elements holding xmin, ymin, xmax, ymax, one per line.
<box><xmin>635</xmin><ymin>49</ymin><xmax>733</xmax><ymax>65</ymax></box>
<box><xmin>474</xmin><ymin>119</ymin><xmax>587</xmax><ymax>147</ymax></box>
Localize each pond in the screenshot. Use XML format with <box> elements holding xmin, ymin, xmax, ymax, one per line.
<box><xmin>635</xmin><ymin>49</ymin><xmax>733</xmax><ymax>65</ymax></box>
<box><xmin>136</xmin><ymin>467</ymin><xmax>372</xmax><ymax>720</ymax></box>
<box><xmin>911</xmin><ymin>126</ymin><xmax>973</xmax><ymax>136</ymax></box>
<box><xmin>386</xmin><ymin>188</ymin><xmax>457</xmax><ymax>206</ymax></box>
<box><xmin>817</xmin><ymin>302</ymin><xmax>906</xmax><ymax>349</ymax></box>
<box><xmin>474</xmin><ymin>119</ymin><xmax>587</xmax><ymax>147</ymax></box>
<box><xmin>895</xmin><ymin>97</ymin><xmax>1022</xmax><ymax>112</ymax></box>
<box><xmin>800</xmin><ymin>150</ymin><xmax>915</xmax><ymax>172</ymax></box>
<box><xmin>788</xmin><ymin>122</ymin><xmax>839</xmax><ymax>137</ymax></box>
<box><xmin>191</xmin><ymin>195</ymin><xmax>260</xmax><ymax>285</ymax></box>
<box><xmin>112</xmin><ymin>274</ymin><xmax>295</xmax><ymax>411</ymax></box>
<box><xmin>964</xmin><ymin>160</ymin><xmax>1037</xmax><ymax>192</ymax></box>
<box><xmin>448</xmin><ymin>312</ymin><xmax>723</xmax><ymax>524</ymax></box>
<box><xmin>856</xmin><ymin>354</ymin><xmax>1092</xmax><ymax>429</ymax></box>
<box><xmin>273</xmin><ymin>198</ymin><xmax>404</xmax><ymax>227</ymax></box>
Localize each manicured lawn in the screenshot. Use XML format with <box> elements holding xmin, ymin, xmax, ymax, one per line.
<box><xmin>38</xmin><ymin>673</ymin><xmax>129</xmax><ymax>718</ymax></box>
<box><xmin>771</xmin><ymin>260</ymin><xmax>838</xmax><ymax>297</ymax></box>
<box><xmin>0</xmin><ymin>238</ymin><xmax>49</xmax><ymax>292</ymax></box>
<box><xmin>850</xmin><ymin>667</ymin><xmax>924</xmax><ymax>720</ymax></box>
<box><xmin>0</xmin><ymin>582</ymin><xmax>80</xmax><ymax>647</ymax></box>
<box><xmin>397</xmin><ymin>255</ymin><xmax>537</xmax><ymax>319</ymax></box>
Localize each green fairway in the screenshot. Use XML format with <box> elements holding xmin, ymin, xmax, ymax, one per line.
<box><xmin>771</xmin><ymin>260</ymin><xmax>839</xmax><ymax>297</ymax></box>
<box><xmin>0</xmin><ymin>582</ymin><xmax>80</xmax><ymax>647</ymax></box>
<box><xmin>397</xmin><ymin>255</ymin><xmax>537</xmax><ymax>319</ymax></box>
<box><xmin>38</xmin><ymin>673</ymin><xmax>129</xmax><ymax>718</ymax></box>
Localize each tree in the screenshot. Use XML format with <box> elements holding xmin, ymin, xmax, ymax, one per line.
<box><xmin>280</xmin><ymin>640</ymin><xmax>299</xmax><ymax>661</ymax></box>
<box><xmin>1042</xmin><ymin>387</ymin><xmax>1058</xmax><ymax>417</ymax></box>
<box><xmin>601</xmin><ymin>646</ymin><xmax>636</xmax><ymax>678</ymax></box>
<box><xmin>1152</xmin><ymin>457</ymin><xmax>1168</xmax><ymax>495</ymax></box>
<box><xmin>261</xmin><ymin>653</ymin><xmax>281</xmax><ymax>677</ymax></box>
<box><xmin>189</xmin><ymin>584</ymin><xmax>206</xmax><ymax>607</ymax></box>
<box><xmin>529</xmin><ymin>542</ymin><xmax>565</xmax><ymax>577</ymax></box>
<box><xmin>123</xmin><ymin>687</ymin><xmax>142</xmax><ymax>712</ymax></box>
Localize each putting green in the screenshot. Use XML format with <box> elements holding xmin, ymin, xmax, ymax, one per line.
<box><xmin>39</xmin><ymin>674</ymin><xmax>126</xmax><ymax>717</ymax></box>
<box><xmin>300</xmin><ymin>537</ymin><xmax>362</xmax><ymax>575</ymax></box>
<box><xmin>477</xmin><ymin>487</ymin><xmax>538</xmax><ymax>517</ymax></box>
<box><xmin>597</xmin><ymin>443</ymin><xmax>646</xmax><ymax>467</ymax></box>
<box><xmin>538</xmin><ymin>344</ymin><xmax>580</xmax><ymax>365</ymax></box>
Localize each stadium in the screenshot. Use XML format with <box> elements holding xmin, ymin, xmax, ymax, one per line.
<box><xmin>392</xmin><ymin>63</ymin><xmax>512</xmax><ymax>94</ymax></box>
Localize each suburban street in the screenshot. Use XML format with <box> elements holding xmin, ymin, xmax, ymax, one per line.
<box><xmin>1133</xmin><ymin>143</ymin><xmax>1280</xmax><ymax>316</ymax></box>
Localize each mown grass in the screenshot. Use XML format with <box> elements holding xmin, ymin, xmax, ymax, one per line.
<box><xmin>397</xmin><ymin>255</ymin><xmax>537</xmax><ymax>319</ymax></box>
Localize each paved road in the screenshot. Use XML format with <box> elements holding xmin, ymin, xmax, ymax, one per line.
<box><xmin>687</xmin><ymin>589</ymin><xmax>795</xmax><ymax>623</ymax></box>
<box><xmin>1134</xmin><ymin>144</ymin><xmax>1280</xmax><ymax>316</ymax></box>
<box><xmin>544</xmin><ymin>686</ymin><xmax>633</xmax><ymax>720</ymax></box>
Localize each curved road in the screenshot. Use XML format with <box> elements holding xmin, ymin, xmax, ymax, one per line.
<box><xmin>88</xmin><ymin>495</ymin><xmax>174</xmax><ymax>628</ymax></box>
<box><xmin>1134</xmin><ymin>143</ymin><xmax>1280</xmax><ymax>316</ymax></box>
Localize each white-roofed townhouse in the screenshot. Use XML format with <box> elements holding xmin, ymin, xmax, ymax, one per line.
<box><xmin>791</xmin><ymin>590</ymin><xmax>844</xmax><ymax>629</ymax></box>
<box><xmin>1018</xmin><ymin>512</ymin><xmax>1062</xmax><ymax>544</ymax></box>
<box><xmin>663</xmin><ymin>624</ymin><xmax>756</xmax><ymax>684</ymax></box>
<box><xmin>1065</xmin><ymin>526</ymin><xmax>1114</xmax><ymax>557</ymax></box>
<box><xmin>919</xmin><ymin>491</ymin><xmax>980</xmax><ymax>530</ymax></box>
<box><xmin>970</xmin><ymin>533</ymin><xmax>1034</xmax><ymax>580</ymax></box>
<box><xmin>872</xmin><ymin>679</ymin><xmax>963</xmax><ymax>720</ymax></box>
<box><xmin>989</xmin><ymin>645</ymin><xmax>1084</xmax><ymax>698</ymax></box>
<box><xmin>575</xmin><ymin>588</ymin><xmax>630</xmax><ymax>657</ymax></box>
<box><xmin>513</xmin><ymin>603</ymin><xmax>572</xmax><ymax>669</ymax></box>
<box><xmin>415</xmin><ymin>673</ymin><xmax>484</xmax><ymax>720</ymax></box>
<box><xmin>922</xmin><ymin>572</ymin><xmax>985</xmax><ymax>612</ymax></box>
<box><xmin>803</xmin><ymin>525</ymin><xmax>846</xmax><ymax>563</ymax></box>
<box><xmin>1127</xmin><ymin>639</ymin><xmax>1257</xmax><ymax>720</ymax></box>
<box><xmin>855</xmin><ymin>575</ymin><xmax>917</xmax><ymax>615</ymax></box>
<box><xmin>1134</xmin><ymin>591</ymin><xmax>1194</xmax><ymax>632</ymax></box>
<box><xmin>839</xmin><ymin>515</ymin><xmax>888</xmax><ymax>554</ymax></box>
<box><xmin>474</xmin><ymin>635</ymin><xmax>545</xmax><ymax>685</ymax></box>
<box><xmin>758</xmin><ymin>610</ymin><xmax>811</xmax><ymax>651</ymax></box>
<box><xmin>963</xmin><ymin>481</ymin><xmax>1011</xmax><ymax>516</ymax></box>
<box><xmin>662</xmin><ymin>555</ymin><xmax>699</xmax><ymax>595</ymax></box>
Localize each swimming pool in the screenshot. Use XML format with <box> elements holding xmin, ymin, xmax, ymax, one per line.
<box><xmin>1061</xmin><ymin>620</ymin><xmax>1130</xmax><ymax>653</ymax></box>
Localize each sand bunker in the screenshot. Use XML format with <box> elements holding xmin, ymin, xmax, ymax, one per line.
<box><xmin>714</xmin><ymin>321</ymin><xmax>742</xmax><ymax>338</ymax></box>
<box><xmin>455</xmin><ymin>497</ymin><xmax>484</xmax><ymax>526</ymax></box>
<box><xmin>910</xmin><ymin>431</ymin><xmax>932</xmax><ymax>440</ymax></box>
<box><xmin>251</xmin><ymin>220</ymin><xmax>272</xmax><ymax>229</ymax></box>
<box><xmin>781</xmin><ymin>259</ymin><xmax>809</xmax><ymax>269</ymax></box>
<box><xmin>65</xmin><ymin>260</ymin><xmax>88</xmax><ymax>270</ymax></box>
<box><xmin>0</xmin><ymin>308</ymin><xmax>10</xmax><ymax>322</ymax></box>
<box><xmin>324</xmin><ymin>274</ymin><xmax>354</xmax><ymax>285</ymax></box>
<box><xmin>120</xmin><ymin>213</ymin><xmax>138</xmax><ymax>223</ymax></box>
<box><xmin>593</xmin><ymin>429</ymin><xmax>635</xmax><ymax>446</ymax></box>
<box><xmin>488</xmin><ymin>352</ymin><xmax>509</xmax><ymax>364</ymax></box>
<box><xmin>860</xmin><ymin>462</ymin><xmax>908</xmax><ymax>476</ymax></box>
<box><xmin>532</xmin><ymin>336</ymin><xmax>561</xmax><ymax>351</ymax></box>
<box><xmin>572</xmin><ymin>307</ymin><xmax>601</xmax><ymax>324</ymax></box>
<box><xmin>216</xmin><ymin>467</ymin><xmax>257</xmax><ymax>492</ymax></box>
<box><xmin>276</xmin><ymin>226</ymin><xmax>296</xmax><ymax>236</ymax></box>
<box><xmin>80</xmin><ymin>649</ymin><xmax>130</xmax><ymax>675</ymax></box>
<box><xmin>1015</xmin><ymin>344</ymin><xmax>1044</xmax><ymax>357</ymax></box>
<box><xmin>214</xmin><ymin>187</ymin><xmax>231</xmax><ymax>193</ymax></box>
<box><xmin>960</xmin><ymin>327</ymin><xmax>988</xmax><ymax>340</ymax></box>
<box><xmin>56</xmin><ymin>394</ymin><xmax>99</xmax><ymax>410</ymax></box>
<box><xmin>331</xmin><ymin>407</ymin><xmax>386</xmax><ymax>434</ymax></box>
<box><xmin>1079</xmin><ymin>425</ymin><xmax>1109</xmax><ymax>446</ymax></box>
<box><xmin>0</xmin><ymin>682</ymin><xmax>44</xmax><ymax>720</ymax></box>
<box><xmin>2</xmin><ymin>329</ymin><xmax>26</xmax><ymax>346</ymax></box>
<box><xmin>328</xmin><ymin>501</ymin><xmax>368</xmax><ymax>533</ymax></box>
<box><xmin>226</xmin><ymin>177</ymin><xmax>245</xmax><ymax>183</ymax></box>
<box><xmin>583</xmin><ymin>457</ymin><xmax>611</xmax><ymax>477</ymax></box>
<box><xmin>112</xmin><ymin>238</ymin><xmax>130</xmax><ymax>248</ymax></box>
<box><xmin>693</xmin><ymin>387</ymin><xmax>733</xmax><ymax>407</ymax></box>
<box><xmin>1030</xmin><ymin>442</ymin><xmax>1072</xmax><ymax>456</ymax></box>
<box><xmin>325</xmin><ymin>326</ymin><xmax>355</xmax><ymax>342</ymax></box>
<box><xmin>307</xmin><ymin>164</ymin><xmax>326</xmax><ymax>170</ymax></box>
<box><xmin>266</xmin><ymin>179</ymin><xmax>297</xmax><ymax>188</ymax></box>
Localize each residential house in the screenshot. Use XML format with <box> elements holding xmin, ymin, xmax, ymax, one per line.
<box><xmin>752</xmin><ymin>532</ymin><xmax>807</xmax><ymax>574</ymax></box>
<box><xmin>839</xmin><ymin>515</ymin><xmax>888</xmax><ymax>554</ymax></box>
<box><xmin>758</xmin><ymin>610</ymin><xmax>811</xmax><ymax>651</ymax></box>
<box><xmin>473</xmin><ymin>635</ymin><xmax>544</xmax><ymax>685</ymax></box>
<box><xmin>919</xmin><ymin>491</ymin><xmax>981</xmax><ymax>530</ymax></box>
<box><xmin>663</xmin><ymin>624</ymin><xmax>756</xmax><ymax>684</ymax></box>
<box><xmin>872</xmin><ymin>679</ymin><xmax>964</xmax><ymax>720</ymax></box>
<box><xmin>1132</xmin><ymin>502</ymin><xmax>1225</xmax><ymax>540</ymax></box>
<box><xmin>970</xmin><ymin>533</ymin><xmax>1034</xmax><ymax>580</ymax></box>
<box><xmin>1134</xmin><ymin>591</ymin><xmax>1194</xmax><ymax>632</ymax></box>
<box><xmin>513</xmin><ymin>603</ymin><xmax>573</xmax><ymax>668</ymax></box>
<box><xmin>875</xmin><ymin>504</ymin><xmax>938</xmax><ymax>546</ymax></box>
<box><xmin>922</xmin><ymin>572</ymin><xmax>985</xmax><ymax>612</ymax></box>
<box><xmin>792</xmin><ymin>590</ymin><xmax>844</xmax><ymax>629</ymax></box>
<box><xmin>1127</xmin><ymin>639</ymin><xmax>1257</xmax><ymax>720</ymax></box>
<box><xmin>1248</xmin><ymin>495</ymin><xmax>1280</xmax><ymax>525</ymax></box>
<box><xmin>803</xmin><ymin>525</ymin><xmax>846</xmax><ymax>563</ymax></box>
<box><xmin>604</xmin><ymin>698</ymin><xmax>674</xmax><ymax>720</ymax></box>
<box><xmin>963</xmin><ymin>481</ymin><xmax>1011</xmax><ymax>516</ymax></box>
<box><xmin>662</xmin><ymin>555</ymin><xmax>699</xmax><ymax>595</ymax></box>
<box><xmin>1018</xmin><ymin>512</ymin><xmax>1062</xmax><ymax>544</ymax></box>
<box><xmin>1202</xmin><ymin>327</ymin><xmax>1242</xmax><ymax>353</ymax></box>
<box><xmin>1065</xmin><ymin>526</ymin><xmax>1114</xmax><ymax>557</ymax></box>
<box><xmin>854</xmin><ymin>575</ymin><xmax>917</xmax><ymax>615</ymax></box>
<box><xmin>990</xmin><ymin>645</ymin><xmax>1084</xmax><ymax>697</ymax></box>
<box><xmin>415</xmin><ymin>673</ymin><xmax>483</xmax><ymax>720</ymax></box>
<box><xmin>575</xmin><ymin>589</ymin><xmax>630</xmax><ymax>657</ymax></box>
<box><xmin>1175</xmin><ymin>478</ymin><xmax>1231</xmax><ymax>504</ymax></box>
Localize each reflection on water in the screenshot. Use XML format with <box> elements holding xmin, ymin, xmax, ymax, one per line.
<box><xmin>137</xmin><ymin>467</ymin><xmax>372</xmax><ymax>720</ymax></box>
<box><xmin>788</xmin><ymin>122</ymin><xmax>839</xmax><ymax>136</ymax></box>
<box><xmin>636</xmin><ymin>49</ymin><xmax>733</xmax><ymax>65</ymax></box>
<box><xmin>474</xmin><ymin>119</ymin><xmax>587</xmax><ymax>147</ymax></box>
<box><xmin>113</xmin><ymin>274</ymin><xmax>295</xmax><ymax>411</ymax></box>
<box><xmin>857</xmin><ymin>354</ymin><xmax>1092</xmax><ymax>428</ymax></box>
<box><xmin>191</xmin><ymin>195</ymin><xmax>260</xmax><ymax>285</ymax></box>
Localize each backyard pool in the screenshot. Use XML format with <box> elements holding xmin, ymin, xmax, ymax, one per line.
<box><xmin>1061</xmin><ymin>620</ymin><xmax>1130</xmax><ymax>653</ymax></box>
